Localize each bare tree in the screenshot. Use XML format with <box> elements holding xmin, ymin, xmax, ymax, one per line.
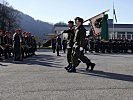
<box><xmin>0</xmin><ymin>0</ymin><xmax>21</xmax><ymax>32</ymax></box>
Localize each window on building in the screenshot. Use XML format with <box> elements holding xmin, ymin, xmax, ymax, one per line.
<box><xmin>127</xmin><ymin>35</ymin><xmax>131</xmax><ymax>39</ymax></box>
<box><xmin>122</xmin><ymin>34</ymin><xmax>125</xmax><ymax>39</ymax></box>
<box><xmin>127</xmin><ymin>32</ymin><xmax>133</xmax><ymax>40</ymax></box>
<box><xmin>117</xmin><ymin>32</ymin><xmax>125</xmax><ymax>39</ymax></box>
<box><xmin>117</xmin><ymin>34</ymin><xmax>121</xmax><ymax>39</ymax></box>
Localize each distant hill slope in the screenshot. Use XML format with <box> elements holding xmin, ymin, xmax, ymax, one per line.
<box><xmin>19</xmin><ymin>12</ymin><xmax>54</xmax><ymax>38</ymax></box>
<box><xmin>0</xmin><ymin>3</ymin><xmax>54</xmax><ymax>39</ymax></box>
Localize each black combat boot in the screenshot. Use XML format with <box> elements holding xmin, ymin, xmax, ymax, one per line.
<box><xmin>68</xmin><ymin>66</ymin><xmax>76</xmax><ymax>73</ymax></box>
<box><xmin>90</xmin><ymin>63</ymin><xmax>95</xmax><ymax>71</ymax></box>
<box><xmin>86</xmin><ymin>63</ymin><xmax>95</xmax><ymax>71</ymax></box>
<box><xmin>65</xmin><ymin>63</ymin><xmax>72</xmax><ymax>70</ymax></box>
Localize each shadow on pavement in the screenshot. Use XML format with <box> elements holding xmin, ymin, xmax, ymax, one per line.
<box><xmin>19</xmin><ymin>54</ymin><xmax>63</xmax><ymax>68</ymax></box>
<box><xmin>36</xmin><ymin>49</ymin><xmax>52</xmax><ymax>52</ymax></box>
<box><xmin>92</xmin><ymin>53</ymin><xmax>133</xmax><ymax>58</ymax></box>
<box><xmin>77</xmin><ymin>69</ymin><xmax>133</xmax><ymax>82</ymax></box>
<box><xmin>1</xmin><ymin>53</ymin><xmax>64</xmax><ymax>69</ymax></box>
<box><xmin>0</xmin><ymin>63</ymin><xmax>8</xmax><ymax>66</ymax></box>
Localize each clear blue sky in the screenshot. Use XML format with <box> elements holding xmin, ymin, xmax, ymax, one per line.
<box><xmin>6</xmin><ymin>0</ymin><xmax>133</xmax><ymax>24</ymax></box>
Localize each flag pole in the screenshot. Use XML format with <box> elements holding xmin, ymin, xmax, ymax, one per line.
<box><xmin>113</xmin><ymin>2</ymin><xmax>115</xmax><ymax>39</ymax></box>
<box><xmin>84</xmin><ymin>9</ymin><xmax>109</xmax><ymax>23</ymax></box>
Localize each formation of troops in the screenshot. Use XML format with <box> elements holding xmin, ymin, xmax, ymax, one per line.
<box><xmin>52</xmin><ymin>35</ymin><xmax>133</xmax><ymax>55</ymax></box>
<box><xmin>0</xmin><ymin>28</ymin><xmax>37</xmax><ymax>61</ymax></box>
<box><xmin>89</xmin><ymin>39</ymin><xmax>133</xmax><ymax>53</ymax></box>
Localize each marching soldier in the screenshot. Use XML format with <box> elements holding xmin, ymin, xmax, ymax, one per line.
<box><xmin>63</xmin><ymin>21</ymin><xmax>75</xmax><ymax>70</ymax></box>
<box><xmin>68</xmin><ymin>18</ymin><xmax>95</xmax><ymax>72</ymax></box>
<box><xmin>64</xmin><ymin>20</ymin><xmax>81</xmax><ymax>70</ymax></box>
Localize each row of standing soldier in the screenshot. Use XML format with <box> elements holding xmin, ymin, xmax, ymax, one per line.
<box><xmin>89</xmin><ymin>39</ymin><xmax>133</xmax><ymax>53</ymax></box>
<box><xmin>0</xmin><ymin>28</ymin><xmax>37</xmax><ymax>61</ymax></box>
<box><xmin>52</xmin><ymin>37</ymin><xmax>133</xmax><ymax>55</ymax></box>
<box><xmin>55</xmin><ymin>37</ymin><xmax>133</xmax><ymax>55</ymax></box>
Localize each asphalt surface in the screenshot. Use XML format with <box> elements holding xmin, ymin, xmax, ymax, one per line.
<box><xmin>0</xmin><ymin>49</ymin><xmax>133</xmax><ymax>100</ymax></box>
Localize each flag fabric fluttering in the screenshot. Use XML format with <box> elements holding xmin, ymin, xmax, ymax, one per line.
<box><xmin>89</xmin><ymin>13</ymin><xmax>104</xmax><ymax>36</ymax></box>
<box><xmin>101</xmin><ymin>14</ymin><xmax>109</xmax><ymax>41</ymax></box>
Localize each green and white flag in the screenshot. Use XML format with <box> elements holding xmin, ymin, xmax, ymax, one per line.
<box><xmin>89</xmin><ymin>13</ymin><xmax>104</xmax><ymax>36</ymax></box>
<box><xmin>101</xmin><ymin>14</ymin><xmax>109</xmax><ymax>41</ymax></box>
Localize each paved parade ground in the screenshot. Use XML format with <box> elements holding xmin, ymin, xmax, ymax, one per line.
<box><xmin>0</xmin><ymin>49</ymin><xmax>133</xmax><ymax>100</ymax></box>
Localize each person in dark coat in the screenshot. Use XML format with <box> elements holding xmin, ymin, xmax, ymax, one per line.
<box><xmin>31</xmin><ymin>36</ymin><xmax>37</xmax><ymax>55</ymax></box>
<box><xmin>124</xmin><ymin>39</ymin><xmax>129</xmax><ymax>53</ymax></box>
<box><xmin>89</xmin><ymin>38</ymin><xmax>95</xmax><ymax>53</ymax></box>
<box><xmin>100</xmin><ymin>40</ymin><xmax>106</xmax><ymax>53</ymax></box>
<box><xmin>0</xmin><ymin>30</ymin><xmax>4</xmax><ymax>60</ymax></box>
<box><xmin>51</xmin><ymin>38</ymin><xmax>56</xmax><ymax>53</ymax></box>
<box><xmin>8</xmin><ymin>32</ymin><xmax>13</xmax><ymax>58</ymax></box>
<box><xmin>62</xmin><ymin>37</ymin><xmax>67</xmax><ymax>53</ymax></box>
<box><xmin>120</xmin><ymin>40</ymin><xmax>125</xmax><ymax>53</ymax></box>
<box><xmin>130</xmin><ymin>40</ymin><xmax>133</xmax><ymax>53</ymax></box>
<box><xmin>56</xmin><ymin>36</ymin><xmax>61</xmax><ymax>56</ymax></box>
<box><xmin>68</xmin><ymin>18</ymin><xmax>95</xmax><ymax>72</ymax></box>
<box><xmin>95</xmin><ymin>39</ymin><xmax>101</xmax><ymax>53</ymax></box>
<box><xmin>63</xmin><ymin>21</ymin><xmax>75</xmax><ymax>70</ymax></box>
<box><xmin>13</xmin><ymin>28</ymin><xmax>23</xmax><ymax>61</ymax></box>
<box><xmin>3</xmin><ymin>32</ymin><xmax>10</xmax><ymax>59</ymax></box>
<box><xmin>84</xmin><ymin>38</ymin><xmax>89</xmax><ymax>53</ymax></box>
<box><xmin>107</xmin><ymin>39</ymin><xmax>113</xmax><ymax>53</ymax></box>
<box><xmin>4</xmin><ymin>32</ymin><xmax>13</xmax><ymax>58</ymax></box>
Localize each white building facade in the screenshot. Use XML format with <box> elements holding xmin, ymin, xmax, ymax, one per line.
<box><xmin>54</xmin><ymin>19</ymin><xmax>133</xmax><ymax>40</ymax></box>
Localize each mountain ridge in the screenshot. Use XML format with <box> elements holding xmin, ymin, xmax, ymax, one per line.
<box><xmin>19</xmin><ymin>11</ymin><xmax>54</xmax><ymax>38</ymax></box>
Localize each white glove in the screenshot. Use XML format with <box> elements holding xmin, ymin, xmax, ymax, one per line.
<box><xmin>80</xmin><ymin>47</ymin><xmax>83</xmax><ymax>51</ymax></box>
<box><xmin>67</xmin><ymin>45</ymin><xmax>71</xmax><ymax>48</ymax></box>
<box><xmin>73</xmin><ymin>43</ymin><xmax>78</xmax><ymax>48</ymax></box>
